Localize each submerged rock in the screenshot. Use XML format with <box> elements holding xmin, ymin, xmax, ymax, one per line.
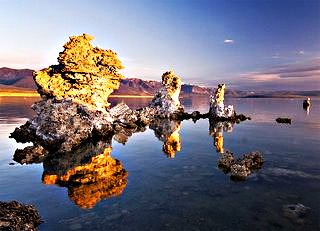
<box><xmin>283</xmin><ymin>203</ymin><xmax>310</xmax><ymax>224</ymax></box>
<box><xmin>218</xmin><ymin>150</ymin><xmax>264</xmax><ymax>180</ymax></box>
<box><xmin>0</xmin><ymin>200</ymin><xmax>42</xmax><ymax>231</ymax></box>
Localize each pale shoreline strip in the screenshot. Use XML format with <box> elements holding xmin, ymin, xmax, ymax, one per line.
<box><xmin>0</xmin><ymin>91</ymin><xmax>153</xmax><ymax>98</ymax></box>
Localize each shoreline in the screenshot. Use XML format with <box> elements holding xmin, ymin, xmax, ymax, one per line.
<box><xmin>0</xmin><ymin>91</ymin><xmax>319</xmax><ymax>99</ymax></box>
<box><xmin>0</xmin><ymin>91</ymin><xmax>154</xmax><ymax>98</ymax></box>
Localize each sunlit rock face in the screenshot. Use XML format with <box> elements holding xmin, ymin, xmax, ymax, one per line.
<box><xmin>149</xmin><ymin>119</ymin><xmax>181</xmax><ymax>158</ymax></box>
<box><xmin>10</xmin><ymin>34</ymin><xmax>122</xmax><ymax>151</ymax></box>
<box><xmin>34</xmin><ymin>34</ymin><xmax>124</xmax><ymax>111</ymax></box>
<box><xmin>149</xmin><ymin>71</ymin><xmax>184</xmax><ymax>115</ymax></box>
<box><xmin>209</xmin><ymin>84</ymin><xmax>234</xmax><ymax>118</ymax></box>
<box><xmin>42</xmin><ymin>144</ymin><xmax>128</xmax><ymax>209</ymax></box>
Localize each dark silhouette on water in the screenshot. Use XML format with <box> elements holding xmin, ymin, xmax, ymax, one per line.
<box><xmin>303</xmin><ymin>97</ymin><xmax>311</xmax><ymax>115</ymax></box>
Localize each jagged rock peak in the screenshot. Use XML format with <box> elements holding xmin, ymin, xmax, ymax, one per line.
<box><xmin>209</xmin><ymin>83</ymin><xmax>234</xmax><ymax>118</ymax></box>
<box><xmin>161</xmin><ymin>71</ymin><xmax>182</xmax><ymax>103</ymax></box>
<box><xmin>34</xmin><ymin>33</ymin><xmax>125</xmax><ymax>111</ymax></box>
<box><xmin>149</xmin><ymin>70</ymin><xmax>183</xmax><ymax>114</ymax></box>
<box><xmin>212</xmin><ymin>83</ymin><xmax>225</xmax><ymax>104</ymax></box>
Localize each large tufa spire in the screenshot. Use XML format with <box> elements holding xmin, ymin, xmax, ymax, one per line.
<box><xmin>34</xmin><ymin>33</ymin><xmax>124</xmax><ymax>111</ymax></box>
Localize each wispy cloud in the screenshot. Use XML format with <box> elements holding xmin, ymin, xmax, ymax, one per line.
<box><xmin>234</xmin><ymin>58</ymin><xmax>320</xmax><ymax>90</ymax></box>
<box><xmin>224</xmin><ymin>39</ymin><xmax>234</xmax><ymax>44</ymax></box>
<box><xmin>272</xmin><ymin>53</ymin><xmax>280</xmax><ymax>59</ymax></box>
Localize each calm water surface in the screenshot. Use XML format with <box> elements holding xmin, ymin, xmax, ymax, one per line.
<box><xmin>0</xmin><ymin>96</ymin><xmax>319</xmax><ymax>230</ymax></box>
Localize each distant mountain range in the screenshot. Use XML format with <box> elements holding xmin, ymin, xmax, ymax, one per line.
<box><xmin>0</xmin><ymin>67</ymin><xmax>319</xmax><ymax>98</ymax></box>
<box><xmin>0</xmin><ymin>67</ymin><xmax>35</xmax><ymax>89</ymax></box>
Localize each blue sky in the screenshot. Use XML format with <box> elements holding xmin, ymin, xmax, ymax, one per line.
<box><xmin>0</xmin><ymin>0</ymin><xmax>319</xmax><ymax>90</ymax></box>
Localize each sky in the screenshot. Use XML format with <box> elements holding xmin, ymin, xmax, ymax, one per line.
<box><xmin>0</xmin><ymin>0</ymin><xmax>319</xmax><ymax>90</ymax></box>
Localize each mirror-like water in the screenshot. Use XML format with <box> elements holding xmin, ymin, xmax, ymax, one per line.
<box><xmin>0</xmin><ymin>96</ymin><xmax>319</xmax><ymax>230</ymax></box>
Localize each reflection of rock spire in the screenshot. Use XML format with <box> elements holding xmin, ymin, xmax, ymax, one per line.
<box><xmin>209</xmin><ymin>120</ymin><xmax>234</xmax><ymax>154</ymax></box>
<box><xmin>42</xmin><ymin>146</ymin><xmax>128</xmax><ymax>209</ymax></box>
<box><xmin>13</xmin><ymin>138</ymin><xmax>128</xmax><ymax>209</ymax></box>
<box><xmin>163</xmin><ymin>125</ymin><xmax>181</xmax><ymax>158</ymax></box>
<box><xmin>149</xmin><ymin>119</ymin><xmax>182</xmax><ymax>158</ymax></box>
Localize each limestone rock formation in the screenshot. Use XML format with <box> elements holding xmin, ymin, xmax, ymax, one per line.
<box><xmin>11</xmin><ymin>99</ymin><xmax>114</xmax><ymax>152</ymax></box>
<box><xmin>218</xmin><ymin>150</ymin><xmax>264</xmax><ymax>180</ymax></box>
<box><xmin>10</xmin><ymin>34</ymin><xmax>123</xmax><ymax>152</ymax></box>
<box><xmin>149</xmin><ymin>71</ymin><xmax>184</xmax><ymax>115</ymax></box>
<box><xmin>13</xmin><ymin>145</ymin><xmax>48</xmax><ymax>164</ymax></box>
<box><xmin>209</xmin><ymin>84</ymin><xmax>234</xmax><ymax>118</ymax></box>
<box><xmin>0</xmin><ymin>201</ymin><xmax>42</xmax><ymax>231</ymax></box>
<box><xmin>34</xmin><ymin>33</ymin><xmax>124</xmax><ymax>111</ymax></box>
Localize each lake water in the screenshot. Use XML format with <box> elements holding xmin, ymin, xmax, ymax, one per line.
<box><xmin>0</xmin><ymin>96</ymin><xmax>319</xmax><ymax>230</ymax></box>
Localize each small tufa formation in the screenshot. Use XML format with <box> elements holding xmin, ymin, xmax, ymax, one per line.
<box><xmin>149</xmin><ymin>71</ymin><xmax>184</xmax><ymax>115</ymax></box>
<box><xmin>209</xmin><ymin>83</ymin><xmax>234</xmax><ymax>118</ymax></box>
<box><xmin>0</xmin><ymin>200</ymin><xmax>42</xmax><ymax>231</ymax></box>
<box><xmin>34</xmin><ymin>33</ymin><xmax>124</xmax><ymax>111</ymax></box>
<box><xmin>276</xmin><ymin>117</ymin><xmax>292</xmax><ymax>124</ymax></box>
<box><xmin>218</xmin><ymin>150</ymin><xmax>264</xmax><ymax>180</ymax></box>
<box><xmin>303</xmin><ymin>97</ymin><xmax>311</xmax><ymax>108</ymax></box>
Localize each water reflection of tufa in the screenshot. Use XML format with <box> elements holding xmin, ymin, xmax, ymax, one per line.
<box><xmin>209</xmin><ymin>118</ymin><xmax>264</xmax><ymax>181</ymax></box>
<box><xmin>209</xmin><ymin>120</ymin><xmax>234</xmax><ymax>154</ymax></box>
<box><xmin>13</xmin><ymin>140</ymin><xmax>128</xmax><ymax>209</ymax></box>
<box><xmin>149</xmin><ymin>119</ymin><xmax>181</xmax><ymax>158</ymax></box>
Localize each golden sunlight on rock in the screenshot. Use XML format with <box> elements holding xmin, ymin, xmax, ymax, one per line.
<box><xmin>161</xmin><ymin>71</ymin><xmax>182</xmax><ymax>104</ymax></box>
<box><xmin>34</xmin><ymin>33</ymin><xmax>124</xmax><ymax>111</ymax></box>
<box><xmin>42</xmin><ymin>147</ymin><xmax>128</xmax><ymax>209</ymax></box>
<box><xmin>213</xmin><ymin>83</ymin><xmax>225</xmax><ymax>104</ymax></box>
